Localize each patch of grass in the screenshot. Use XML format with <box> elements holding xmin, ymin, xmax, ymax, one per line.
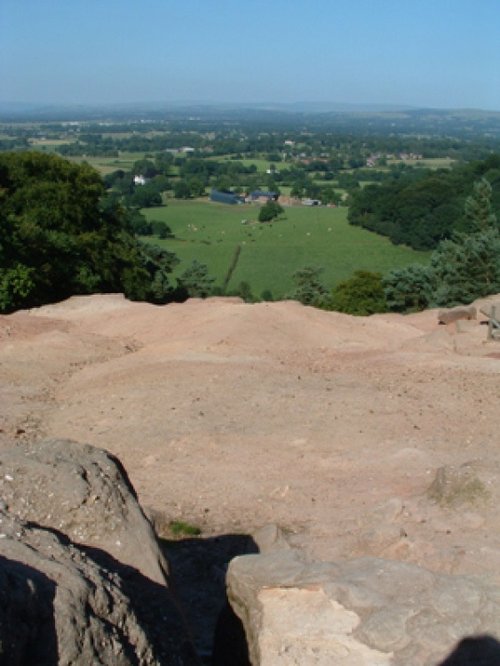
<box><xmin>427</xmin><ymin>466</ymin><xmax>490</xmax><ymax>507</ymax></box>
<box><xmin>387</xmin><ymin>157</ymin><xmax>456</xmax><ymax>169</ymax></box>
<box><xmin>142</xmin><ymin>200</ymin><xmax>430</xmax><ymax>298</ymax></box>
<box><xmin>169</xmin><ymin>520</ymin><xmax>202</xmax><ymax>537</ymax></box>
<box><xmin>206</xmin><ymin>155</ymin><xmax>278</xmax><ymax>173</ymax></box>
<box><xmin>67</xmin><ymin>151</ymin><xmax>148</xmax><ymax>175</ymax></box>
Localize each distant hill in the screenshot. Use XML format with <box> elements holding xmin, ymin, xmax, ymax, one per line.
<box><xmin>1</xmin><ymin>101</ymin><xmax>500</xmax><ymax>137</ymax></box>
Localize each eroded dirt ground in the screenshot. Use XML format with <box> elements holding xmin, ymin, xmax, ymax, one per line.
<box><xmin>1</xmin><ymin>294</ymin><xmax>500</xmax><ymax>582</ymax></box>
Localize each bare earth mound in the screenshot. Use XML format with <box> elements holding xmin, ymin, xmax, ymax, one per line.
<box><xmin>1</xmin><ymin>294</ymin><xmax>500</xmax><ymax>660</ymax></box>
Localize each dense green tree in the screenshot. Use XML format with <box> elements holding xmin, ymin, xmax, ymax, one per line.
<box><xmin>124</xmin><ymin>182</ymin><xmax>162</xmax><ymax>208</ymax></box>
<box><xmin>330</xmin><ymin>271</ymin><xmax>387</xmax><ymax>315</ymax></box>
<box><xmin>177</xmin><ymin>260</ymin><xmax>215</xmax><ymax>298</ymax></box>
<box><xmin>173</xmin><ymin>179</ymin><xmax>192</xmax><ymax>199</ymax></box>
<box><xmin>290</xmin><ymin>182</ymin><xmax>304</xmax><ymax>198</ymax></box>
<box><xmin>304</xmin><ymin>182</ymin><xmax>321</xmax><ymax>199</ymax></box>
<box><xmin>106</xmin><ymin>171</ymin><xmax>134</xmax><ymax>195</ymax></box>
<box><xmin>132</xmin><ymin>158</ymin><xmax>158</xmax><ymax>178</ymax></box>
<box><xmin>236</xmin><ymin>281</ymin><xmax>254</xmax><ymax>302</ymax></box>
<box><xmin>266</xmin><ymin>180</ymin><xmax>282</xmax><ymax>196</ymax></box>
<box><xmin>260</xmin><ymin>289</ymin><xmax>274</xmax><ymax>302</ymax></box>
<box><xmin>154</xmin><ymin>152</ymin><xmax>174</xmax><ymax>176</ymax></box>
<box><xmin>187</xmin><ymin>177</ymin><xmax>206</xmax><ymax>197</ymax></box>
<box><xmin>383</xmin><ymin>177</ymin><xmax>500</xmax><ymax>311</ymax></box>
<box><xmin>0</xmin><ymin>151</ymin><xmax>177</xmax><ymax>312</ymax></box>
<box><xmin>151</xmin><ymin>174</ymin><xmax>170</xmax><ymax>192</ymax></box>
<box><xmin>258</xmin><ymin>201</ymin><xmax>284</xmax><ymax>222</ymax></box>
<box><xmin>0</xmin><ymin>264</ymin><xmax>35</xmax><ymax>312</ymax></box>
<box><xmin>290</xmin><ymin>266</ymin><xmax>328</xmax><ymax>307</ymax></box>
<box><xmin>383</xmin><ymin>264</ymin><xmax>435</xmax><ymax>312</ymax></box>
<box><xmin>150</xmin><ymin>220</ymin><xmax>173</xmax><ymax>239</ymax></box>
<box><xmin>138</xmin><ymin>243</ymin><xmax>179</xmax><ymax>303</ymax></box>
<box><xmin>348</xmin><ymin>157</ymin><xmax>500</xmax><ymax>250</ymax></box>
<box><xmin>125</xmin><ymin>209</ymin><xmax>153</xmax><ymax>235</ymax></box>
<box><xmin>430</xmin><ymin>229</ymin><xmax>500</xmax><ymax>306</ymax></box>
<box><xmin>321</xmin><ymin>186</ymin><xmax>342</xmax><ymax>205</ymax></box>
<box><xmin>464</xmin><ymin>177</ymin><xmax>498</xmax><ymax>232</ymax></box>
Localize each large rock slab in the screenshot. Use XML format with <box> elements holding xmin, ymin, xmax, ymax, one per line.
<box><xmin>0</xmin><ymin>438</ymin><xmax>167</xmax><ymax>585</ymax></box>
<box><xmin>438</xmin><ymin>305</ymin><xmax>476</xmax><ymax>325</ymax></box>
<box><xmin>0</xmin><ymin>439</ymin><xmax>199</xmax><ymax>664</ymax></box>
<box><xmin>0</xmin><ymin>509</ymin><xmax>198</xmax><ymax>665</ymax></box>
<box><xmin>225</xmin><ymin>528</ymin><xmax>500</xmax><ymax>665</ymax></box>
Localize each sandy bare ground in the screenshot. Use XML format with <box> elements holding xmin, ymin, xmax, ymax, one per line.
<box><xmin>1</xmin><ymin>294</ymin><xmax>499</xmax><ymax>581</ymax></box>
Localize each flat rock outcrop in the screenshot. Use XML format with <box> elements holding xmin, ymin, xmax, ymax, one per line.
<box><xmin>0</xmin><ymin>439</ymin><xmax>199</xmax><ymax>665</ymax></box>
<box><xmin>438</xmin><ymin>305</ymin><xmax>477</xmax><ymax>325</ymax></box>
<box><xmin>2</xmin><ymin>294</ymin><xmax>500</xmax><ymax>662</ymax></box>
<box><xmin>0</xmin><ymin>438</ymin><xmax>167</xmax><ymax>585</ymax></box>
<box><xmin>225</xmin><ymin>527</ymin><xmax>500</xmax><ymax>665</ymax></box>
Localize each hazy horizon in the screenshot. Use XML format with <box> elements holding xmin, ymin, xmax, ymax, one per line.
<box><xmin>1</xmin><ymin>0</ymin><xmax>499</xmax><ymax>112</ymax></box>
<box><xmin>1</xmin><ymin>100</ymin><xmax>499</xmax><ymax>114</ymax></box>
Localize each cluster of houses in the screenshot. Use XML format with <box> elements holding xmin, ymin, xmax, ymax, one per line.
<box><xmin>209</xmin><ymin>189</ymin><xmax>279</xmax><ymax>205</ymax></box>
<box><xmin>165</xmin><ymin>146</ymin><xmax>196</xmax><ymax>155</ymax></box>
<box><xmin>366</xmin><ymin>151</ymin><xmax>423</xmax><ymax>167</ymax></box>
<box><xmin>209</xmin><ymin>189</ymin><xmax>323</xmax><ymax>207</ymax></box>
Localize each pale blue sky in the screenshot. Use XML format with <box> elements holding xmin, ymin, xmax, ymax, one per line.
<box><xmin>1</xmin><ymin>0</ymin><xmax>499</xmax><ymax>110</ymax></box>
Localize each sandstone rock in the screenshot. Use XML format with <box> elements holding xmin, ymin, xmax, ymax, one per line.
<box><xmin>253</xmin><ymin>523</ymin><xmax>293</xmax><ymax>554</ymax></box>
<box><xmin>427</xmin><ymin>463</ymin><xmax>490</xmax><ymax>508</ymax></box>
<box><xmin>438</xmin><ymin>305</ymin><xmax>477</xmax><ymax>325</ymax></box>
<box><xmin>0</xmin><ymin>509</ymin><xmax>198</xmax><ymax>665</ymax></box>
<box><xmin>0</xmin><ymin>438</ymin><xmax>167</xmax><ymax>585</ymax></box>
<box><xmin>226</xmin><ymin>545</ymin><xmax>500</xmax><ymax>665</ymax></box>
<box><xmin>0</xmin><ymin>439</ymin><xmax>199</xmax><ymax>664</ymax></box>
<box><xmin>479</xmin><ymin>299</ymin><xmax>500</xmax><ymax>319</ymax></box>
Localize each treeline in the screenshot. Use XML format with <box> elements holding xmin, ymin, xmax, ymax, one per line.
<box><xmin>293</xmin><ymin>176</ymin><xmax>500</xmax><ymax>314</ymax></box>
<box><xmin>0</xmin><ymin>137</ymin><xmax>30</xmax><ymax>151</ymax></box>
<box><xmin>348</xmin><ymin>155</ymin><xmax>500</xmax><ymax>250</ymax></box>
<box><xmin>57</xmin><ymin>132</ymin><xmax>206</xmax><ymax>156</ymax></box>
<box><xmin>0</xmin><ymin>152</ymin><xmax>179</xmax><ymax>312</ymax></box>
<box><xmin>49</xmin><ymin>124</ymin><xmax>499</xmax><ymax>164</ymax></box>
<box><xmin>101</xmin><ymin>152</ymin><xmax>345</xmax><ymax>204</ymax></box>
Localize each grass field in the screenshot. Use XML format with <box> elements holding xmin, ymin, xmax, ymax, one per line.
<box><xmin>388</xmin><ymin>157</ymin><xmax>456</xmax><ymax>169</ymax></box>
<box><xmin>207</xmin><ymin>156</ymin><xmax>277</xmax><ymax>173</ymax></box>
<box><xmin>67</xmin><ymin>152</ymin><xmax>148</xmax><ymax>175</ymax></box>
<box><xmin>30</xmin><ymin>138</ymin><xmax>72</xmax><ymax>147</ymax></box>
<box><xmin>142</xmin><ymin>200</ymin><xmax>430</xmax><ymax>298</ymax></box>
<box><xmin>26</xmin><ymin>146</ymin><xmax>148</xmax><ymax>175</ymax></box>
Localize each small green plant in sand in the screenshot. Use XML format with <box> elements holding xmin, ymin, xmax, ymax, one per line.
<box><xmin>168</xmin><ymin>520</ymin><xmax>202</xmax><ymax>537</ymax></box>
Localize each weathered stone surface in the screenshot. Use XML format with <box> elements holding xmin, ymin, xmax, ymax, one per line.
<box><xmin>225</xmin><ymin>528</ymin><xmax>500</xmax><ymax>665</ymax></box>
<box><xmin>0</xmin><ymin>510</ymin><xmax>198</xmax><ymax>665</ymax></box>
<box><xmin>438</xmin><ymin>305</ymin><xmax>477</xmax><ymax>325</ymax></box>
<box><xmin>427</xmin><ymin>463</ymin><xmax>490</xmax><ymax>508</ymax></box>
<box><xmin>0</xmin><ymin>439</ymin><xmax>199</xmax><ymax>665</ymax></box>
<box><xmin>479</xmin><ymin>299</ymin><xmax>500</xmax><ymax>319</ymax></box>
<box><xmin>0</xmin><ymin>438</ymin><xmax>168</xmax><ymax>585</ymax></box>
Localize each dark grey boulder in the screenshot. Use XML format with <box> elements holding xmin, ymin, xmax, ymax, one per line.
<box><xmin>0</xmin><ymin>439</ymin><xmax>199</xmax><ymax>665</ymax></box>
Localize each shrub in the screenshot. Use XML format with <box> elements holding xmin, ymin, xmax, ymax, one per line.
<box><xmin>331</xmin><ymin>271</ymin><xmax>387</xmax><ymax>315</ymax></box>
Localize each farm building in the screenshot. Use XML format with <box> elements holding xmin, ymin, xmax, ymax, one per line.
<box><xmin>210</xmin><ymin>189</ymin><xmax>245</xmax><ymax>205</ymax></box>
<box><xmin>249</xmin><ymin>190</ymin><xmax>279</xmax><ymax>202</ymax></box>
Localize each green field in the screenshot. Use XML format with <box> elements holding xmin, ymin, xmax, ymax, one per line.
<box><xmin>27</xmin><ymin>146</ymin><xmax>149</xmax><ymax>174</ymax></box>
<box><xmin>67</xmin><ymin>152</ymin><xmax>149</xmax><ymax>175</ymax></box>
<box><xmin>207</xmin><ymin>156</ymin><xmax>277</xmax><ymax>173</ymax></box>
<box><xmin>142</xmin><ymin>200</ymin><xmax>430</xmax><ymax>298</ymax></box>
<box><xmin>387</xmin><ymin>157</ymin><xmax>456</xmax><ymax>169</ymax></box>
